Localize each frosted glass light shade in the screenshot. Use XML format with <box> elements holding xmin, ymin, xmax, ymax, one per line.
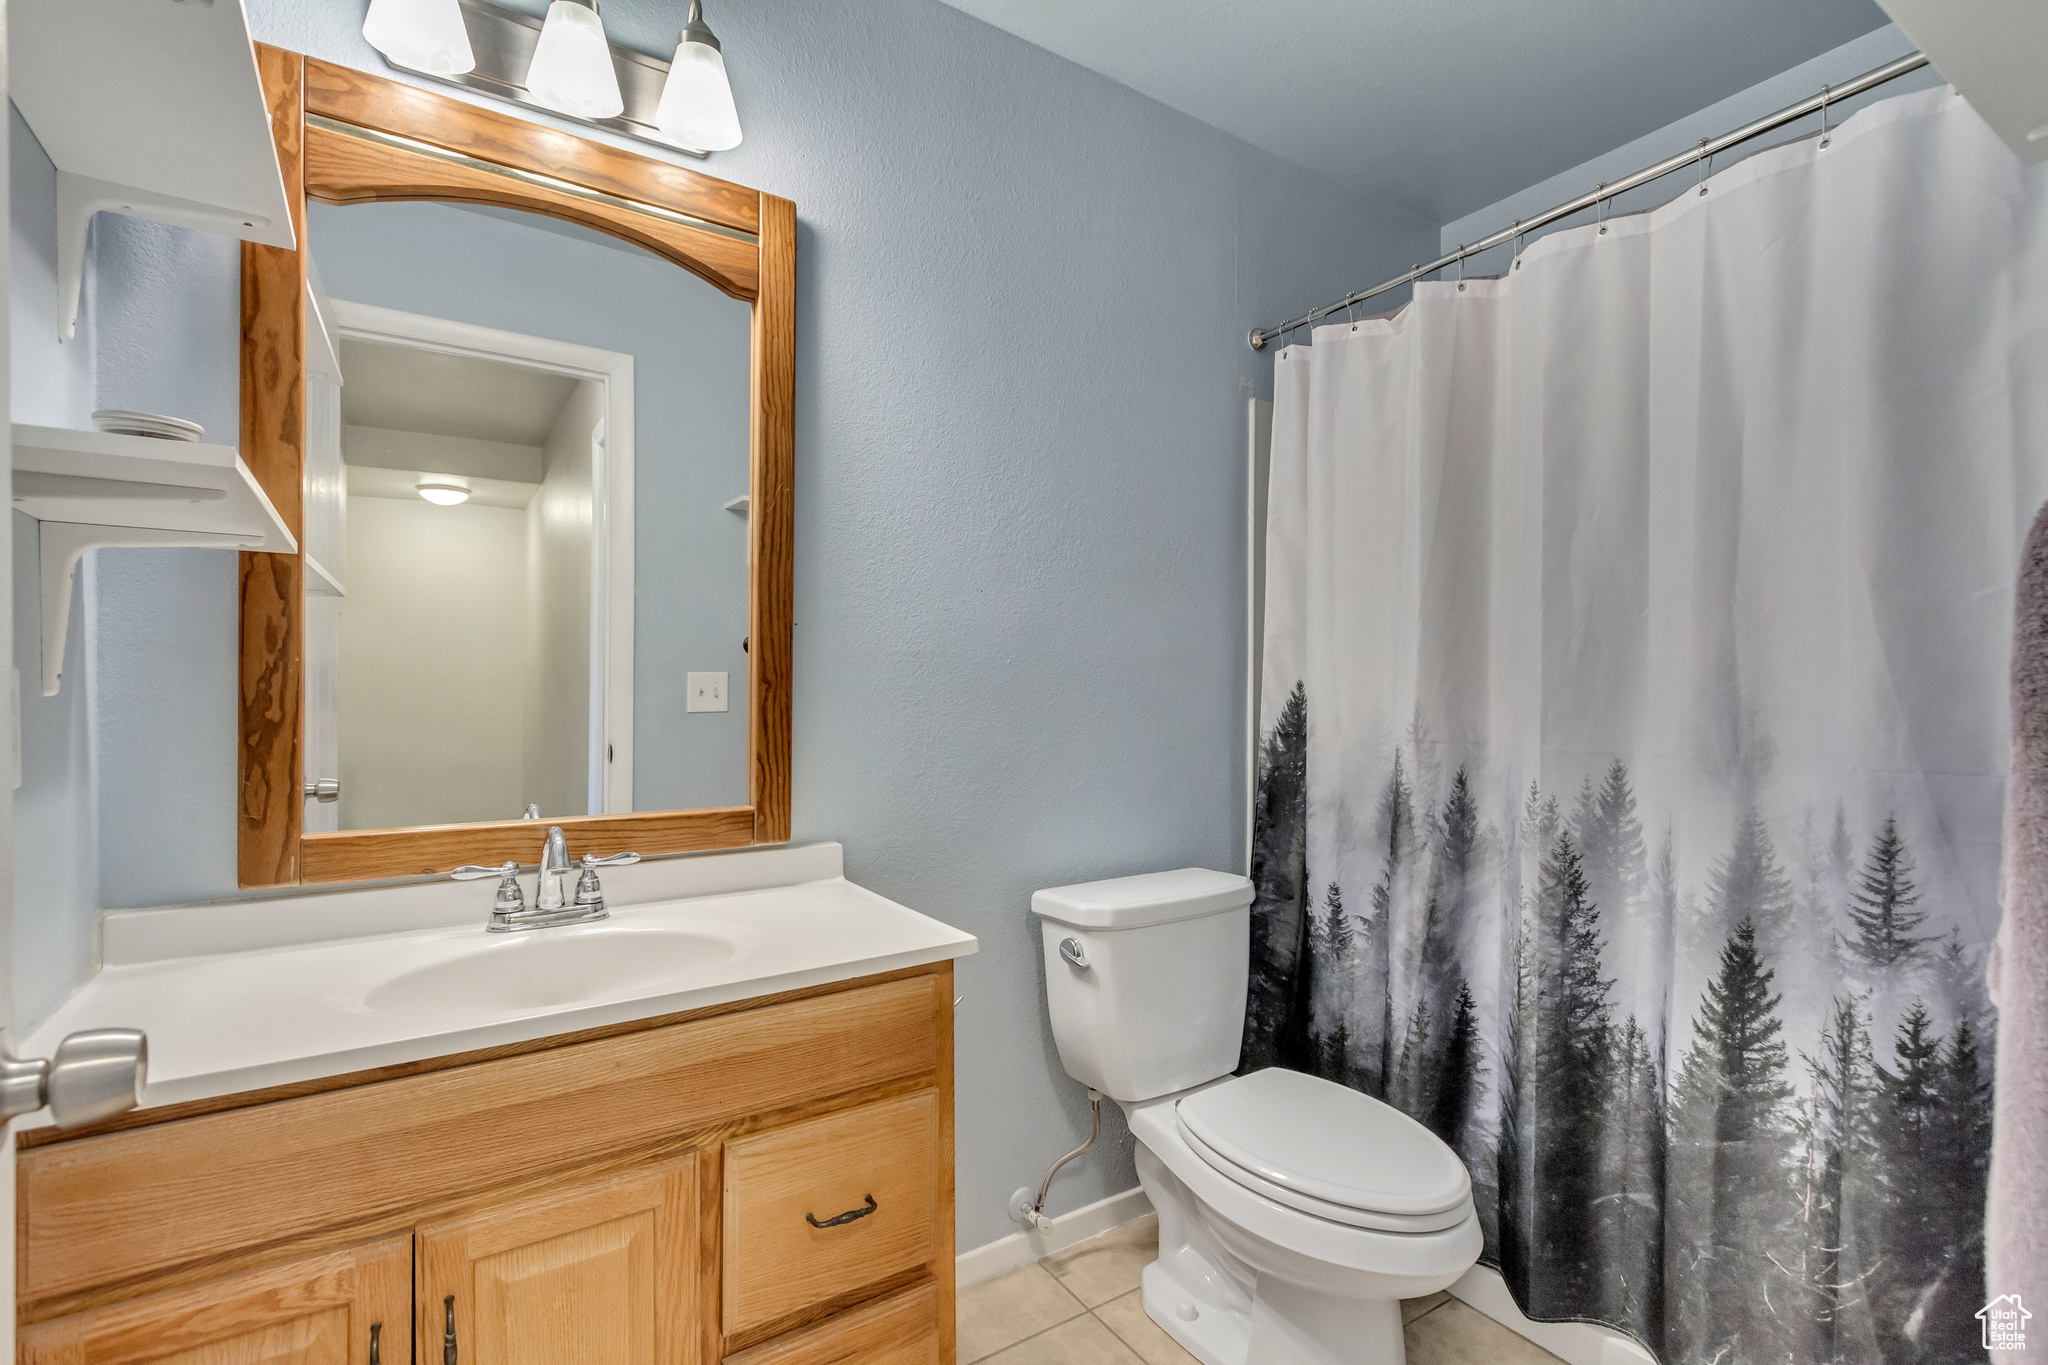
<box><xmin>525</xmin><ymin>1</ymin><xmax>624</xmax><ymax>120</ymax></box>
<box><xmin>417</xmin><ymin>482</ymin><xmax>471</xmax><ymax>505</ymax></box>
<box><xmin>656</xmin><ymin>39</ymin><xmax>742</xmax><ymax>151</ymax></box>
<box><xmin>362</xmin><ymin>0</ymin><xmax>475</xmax><ymax>76</ymax></box>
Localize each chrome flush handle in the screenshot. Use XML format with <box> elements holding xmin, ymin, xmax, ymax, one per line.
<box><xmin>1058</xmin><ymin>937</ymin><xmax>1089</xmax><ymax>970</ymax></box>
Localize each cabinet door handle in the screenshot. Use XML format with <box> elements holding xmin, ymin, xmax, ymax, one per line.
<box><xmin>443</xmin><ymin>1295</ymin><xmax>458</xmax><ymax>1365</ymax></box>
<box><xmin>806</xmin><ymin>1193</ymin><xmax>877</xmax><ymax>1228</ymax></box>
<box><xmin>369</xmin><ymin>1322</ymin><xmax>382</xmax><ymax>1365</ymax></box>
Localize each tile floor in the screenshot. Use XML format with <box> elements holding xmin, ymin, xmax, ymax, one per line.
<box><xmin>957</xmin><ymin>1215</ymin><xmax>1567</xmax><ymax>1365</ymax></box>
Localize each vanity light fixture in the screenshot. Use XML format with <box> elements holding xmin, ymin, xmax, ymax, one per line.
<box><xmin>524</xmin><ymin>0</ymin><xmax>625</xmax><ymax>121</ymax></box>
<box><xmin>416</xmin><ymin>481</ymin><xmax>472</xmax><ymax>506</ymax></box>
<box><xmin>361</xmin><ymin>0</ymin><xmax>476</xmax><ymax>76</ymax></box>
<box><xmin>366</xmin><ymin>0</ymin><xmax>743</xmax><ymax>159</ymax></box>
<box><xmin>655</xmin><ymin>0</ymin><xmax>742</xmax><ymax>151</ymax></box>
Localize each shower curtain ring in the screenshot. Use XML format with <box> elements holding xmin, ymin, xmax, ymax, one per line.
<box><xmin>1512</xmin><ymin>221</ymin><xmax>1523</xmax><ymax>271</ymax></box>
<box><xmin>1819</xmin><ymin>83</ymin><xmax>1832</xmax><ymax>149</ymax></box>
<box><xmin>1697</xmin><ymin>139</ymin><xmax>1712</xmax><ymax>196</ymax></box>
<box><xmin>1457</xmin><ymin>247</ymin><xmax>1466</xmax><ymax>292</ymax></box>
<box><xmin>1598</xmin><ymin>185</ymin><xmax>1609</xmax><ymax>236</ymax></box>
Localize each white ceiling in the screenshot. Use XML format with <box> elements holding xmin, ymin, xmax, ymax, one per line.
<box><xmin>338</xmin><ymin>339</ymin><xmax>579</xmax><ymax>447</ymax></box>
<box><xmin>936</xmin><ymin>0</ymin><xmax>1891</xmax><ymax>222</ymax></box>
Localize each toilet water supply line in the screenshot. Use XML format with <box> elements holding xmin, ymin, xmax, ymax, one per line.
<box><xmin>1018</xmin><ymin>1089</ymin><xmax>1101</xmax><ymax>1232</ymax></box>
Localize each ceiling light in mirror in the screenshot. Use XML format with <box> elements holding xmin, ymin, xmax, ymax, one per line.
<box><xmin>526</xmin><ymin>0</ymin><xmax>625</xmax><ymax>120</ymax></box>
<box><xmin>416</xmin><ymin>481</ymin><xmax>473</xmax><ymax>505</ymax></box>
<box><xmin>362</xmin><ymin>0</ymin><xmax>476</xmax><ymax>76</ymax></box>
<box><xmin>656</xmin><ymin>0</ymin><xmax>742</xmax><ymax>151</ymax></box>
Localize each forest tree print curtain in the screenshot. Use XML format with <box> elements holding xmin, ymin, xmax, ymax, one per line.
<box><xmin>1248</xmin><ymin>87</ymin><xmax>2048</xmax><ymax>1364</ymax></box>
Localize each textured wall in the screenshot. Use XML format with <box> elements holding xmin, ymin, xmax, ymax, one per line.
<box><xmin>11</xmin><ymin>0</ymin><xmax>1435</xmax><ymax>1248</ymax></box>
<box><xmin>10</xmin><ymin>108</ymin><xmax>98</xmax><ymax>1033</ymax></box>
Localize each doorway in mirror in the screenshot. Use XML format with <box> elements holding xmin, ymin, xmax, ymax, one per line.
<box><xmin>312</xmin><ymin>304</ymin><xmax>633</xmax><ymax>830</ymax></box>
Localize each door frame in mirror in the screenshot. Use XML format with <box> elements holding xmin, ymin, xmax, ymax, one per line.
<box><xmin>237</xmin><ymin>48</ymin><xmax>793</xmax><ymax>887</ymax></box>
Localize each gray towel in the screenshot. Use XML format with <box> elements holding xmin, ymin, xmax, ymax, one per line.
<box><xmin>1990</xmin><ymin>500</ymin><xmax>2048</xmax><ymax>1358</ymax></box>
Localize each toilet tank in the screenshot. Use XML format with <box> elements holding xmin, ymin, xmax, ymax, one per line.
<box><xmin>1032</xmin><ymin>868</ymin><xmax>1254</xmax><ymax>1103</ymax></box>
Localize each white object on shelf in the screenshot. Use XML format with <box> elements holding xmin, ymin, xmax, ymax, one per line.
<box><xmin>724</xmin><ymin>495</ymin><xmax>749</xmax><ymax>515</ymax></box>
<box><xmin>305</xmin><ymin>555</ymin><xmax>346</xmax><ymax>599</ymax></box>
<box><xmin>92</xmin><ymin>409</ymin><xmax>205</xmax><ymax>442</ymax></box>
<box><xmin>13</xmin><ymin>424</ymin><xmax>297</xmax><ymax>696</ymax></box>
<box><xmin>9</xmin><ymin>0</ymin><xmax>296</xmax><ymax>341</ymax></box>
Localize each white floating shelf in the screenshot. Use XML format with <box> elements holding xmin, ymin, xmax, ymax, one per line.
<box><xmin>725</xmin><ymin>496</ymin><xmax>750</xmax><ymax>515</ymax></box>
<box><xmin>10</xmin><ymin>0</ymin><xmax>296</xmax><ymax>340</ymax></box>
<box><xmin>12</xmin><ymin>424</ymin><xmax>297</xmax><ymax>696</ymax></box>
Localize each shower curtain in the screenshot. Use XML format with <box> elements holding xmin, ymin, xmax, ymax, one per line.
<box><xmin>1250</xmin><ymin>86</ymin><xmax>2048</xmax><ymax>1365</ymax></box>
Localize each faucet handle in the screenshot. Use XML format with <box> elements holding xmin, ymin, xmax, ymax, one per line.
<box><xmin>570</xmin><ymin>852</ymin><xmax>639</xmax><ymax>914</ymax></box>
<box><xmin>454</xmin><ymin>861</ymin><xmax>529</xmax><ymax>931</ymax></box>
<box><xmin>451</xmin><ymin>860</ymin><xmax>519</xmax><ymax>881</ymax></box>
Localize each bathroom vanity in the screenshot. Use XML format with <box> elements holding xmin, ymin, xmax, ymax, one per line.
<box><xmin>15</xmin><ymin>845</ymin><xmax>971</xmax><ymax>1365</ymax></box>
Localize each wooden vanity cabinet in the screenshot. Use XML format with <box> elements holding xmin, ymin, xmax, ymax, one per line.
<box><xmin>14</xmin><ymin>965</ymin><xmax>954</xmax><ymax>1365</ymax></box>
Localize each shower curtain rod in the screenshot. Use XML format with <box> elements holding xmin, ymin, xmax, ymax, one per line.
<box><xmin>1246</xmin><ymin>50</ymin><xmax>1930</xmax><ymax>351</ymax></box>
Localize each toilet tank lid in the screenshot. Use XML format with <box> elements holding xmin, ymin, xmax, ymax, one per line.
<box><xmin>1031</xmin><ymin>868</ymin><xmax>1253</xmax><ymax>929</ymax></box>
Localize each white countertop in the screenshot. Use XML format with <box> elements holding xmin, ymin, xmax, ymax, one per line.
<box><xmin>22</xmin><ymin>842</ymin><xmax>976</xmax><ymax>1127</ymax></box>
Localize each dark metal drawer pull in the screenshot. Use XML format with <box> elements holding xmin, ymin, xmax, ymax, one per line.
<box><xmin>806</xmin><ymin>1194</ymin><xmax>878</xmax><ymax>1228</ymax></box>
<box><xmin>443</xmin><ymin>1295</ymin><xmax>458</xmax><ymax>1365</ymax></box>
<box><xmin>369</xmin><ymin>1322</ymin><xmax>382</xmax><ymax>1365</ymax></box>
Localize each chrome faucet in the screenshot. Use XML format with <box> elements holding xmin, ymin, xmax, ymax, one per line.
<box><xmin>537</xmin><ymin>824</ymin><xmax>573</xmax><ymax>911</ymax></box>
<box><xmin>451</xmin><ymin>826</ymin><xmax>640</xmax><ymax>932</ymax></box>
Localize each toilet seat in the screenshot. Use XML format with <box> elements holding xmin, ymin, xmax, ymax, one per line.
<box><xmin>1175</xmin><ymin>1068</ymin><xmax>1471</xmax><ymax>1234</ymax></box>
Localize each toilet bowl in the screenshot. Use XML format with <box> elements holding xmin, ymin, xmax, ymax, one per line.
<box><xmin>1033</xmin><ymin>869</ymin><xmax>1481</xmax><ymax>1365</ymax></box>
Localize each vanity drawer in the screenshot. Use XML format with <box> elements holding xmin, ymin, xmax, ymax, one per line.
<box><xmin>725</xmin><ymin>1283</ymin><xmax>940</xmax><ymax>1365</ymax></box>
<box><xmin>20</xmin><ymin>974</ymin><xmax>945</xmax><ymax>1307</ymax></box>
<box><xmin>722</xmin><ymin>1089</ymin><xmax>941</xmax><ymax>1336</ymax></box>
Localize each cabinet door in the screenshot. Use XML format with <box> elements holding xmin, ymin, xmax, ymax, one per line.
<box><xmin>18</xmin><ymin>1236</ymin><xmax>408</xmax><ymax>1365</ymax></box>
<box><xmin>418</xmin><ymin>1156</ymin><xmax>698</xmax><ymax>1365</ymax></box>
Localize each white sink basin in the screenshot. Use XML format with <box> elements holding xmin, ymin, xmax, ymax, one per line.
<box><xmin>364</xmin><ymin>927</ymin><xmax>739</xmax><ymax>1016</ymax></box>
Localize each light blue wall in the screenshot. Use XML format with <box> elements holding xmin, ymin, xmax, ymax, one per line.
<box><xmin>305</xmin><ymin>199</ymin><xmax>753</xmax><ymax>812</ymax></box>
<box><xmin>10</xmin><ymin>108</ymin><xmax>98</xmax><ymax>1034</ymax></box>
<box><xmin>10</xmin><ymin>0</ymin><xmax>1437</xmax><ymax>1245</ymax></box>
<box><xmin>1440</xmin><ymin>24</ymin><xmax>1943</xmax><ymax>277</ymax></box>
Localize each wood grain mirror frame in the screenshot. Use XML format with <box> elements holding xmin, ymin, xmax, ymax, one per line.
<box><xmin>237</xmin><ymin>47</ymin><xmax>794</xmax><ymax>888</ymax></box>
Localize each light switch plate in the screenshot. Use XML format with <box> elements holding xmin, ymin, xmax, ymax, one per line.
<box><xmin>686</xmin><ymin>671</ymin><xmax>728</xmax><ymax>712</ymax></box>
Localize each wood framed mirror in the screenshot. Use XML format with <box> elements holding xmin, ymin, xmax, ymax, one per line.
<box><xmin>238</xmin><ymin>47</ymin><xmax>793</xmax><ymax>887</ymax></box>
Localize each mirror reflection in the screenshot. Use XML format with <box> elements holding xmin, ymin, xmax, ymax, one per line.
<box><xmin>300</xmin><ymin>199</ymin><xmax>752</xmax><ymax>831</ymax></box>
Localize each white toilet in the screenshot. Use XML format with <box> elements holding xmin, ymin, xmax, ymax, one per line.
<box><xmin>1033</xmin><ymin>868</ymin><xmax>1481</xmax><ymax>1365</ymax></box>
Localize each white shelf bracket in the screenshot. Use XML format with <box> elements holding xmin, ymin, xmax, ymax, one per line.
<box><xmin>56</xmin><ymin>172</ymin><xmax>276</xmax><ymax>342</ymax></box>
<box><xmin>38</xmin><ymin>521</ymin><xmax>264</xmax><ymax>695</ymax></box>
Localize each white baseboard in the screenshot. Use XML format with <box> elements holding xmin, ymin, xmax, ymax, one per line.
<box><xmin>1449</xmin><ymin>1265</ymin><xmax>1657</xmax><ymax>1365</ymax></box>
<box><xmin>956</xmin><ymin>1187</ymin><xmax>1154</xmax><ymax>1288</ymax></box>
